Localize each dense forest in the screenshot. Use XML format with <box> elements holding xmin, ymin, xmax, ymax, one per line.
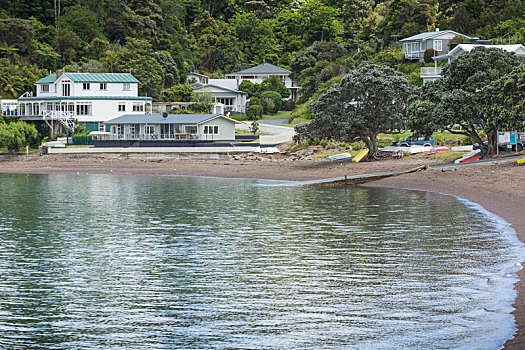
<box><xmin>0</xmin><ymin>0</ymin><xmax>523</xmax><ymax>101</ymax></box>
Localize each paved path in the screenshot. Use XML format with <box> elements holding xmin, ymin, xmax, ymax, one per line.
<box><xmin>259</xmin><ymin>116</ymin><xmax>290</xmax><ymax>125</ymax></box>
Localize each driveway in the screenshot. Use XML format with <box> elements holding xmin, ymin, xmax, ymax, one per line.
<box><xmin>259</xmin><ymin>116</ymin><xmax>290</xmax><ymax>125</ymax></box>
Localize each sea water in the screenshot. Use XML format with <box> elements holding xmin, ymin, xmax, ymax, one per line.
<box><xmin>0</xmin><ymin>173</ymin><xmax>522</xmax><ymax>349</ymax></box>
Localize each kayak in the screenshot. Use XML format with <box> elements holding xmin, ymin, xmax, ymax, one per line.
<box><xmin>352</xmin><ymin>149</ymin><xmax>369</xmax><ymax>163</ymax></box>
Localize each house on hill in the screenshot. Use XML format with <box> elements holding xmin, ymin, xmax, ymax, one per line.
<box><xmin>420</xmin><ymin>44</ymin><xmax>525</xmax><ymax>83</ymax></box>
<box><xmin>18</xmin><ymin>71</ymin><xmax>152</xmax><ymax>134</ymax></box>
<box><xmin>225</xmin><ymin>63</ymin><xmax>299</xmax><ymax>102</ymax></box>
<box><xmin>192</xmin><ymin>81</ymin><xmax>248</xmax><ymax>114</ymax></box>
<box><xmin>399</xmin><ymin>29</ymin><xmax>475</xmax><ymax>61</ymax></box>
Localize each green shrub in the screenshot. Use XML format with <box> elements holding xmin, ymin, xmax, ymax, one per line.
<box><xmin>260</xmin><ymin>90</ymin><xmax>282</xmax><ymax>114</ymax></box>
<box><xmin>246</xmin><ymin>104</ymin><xmax>263</xmax><ymax>120</ymax></box>
<box><xmin>351</xmin><ymin>142</ymin><xmax>362</xmax><ymax>150</ymax></box>
<box><xmin>232</xmin><ymin>114</ymin><xmax>248</xmax><ymax>121</ymax></box>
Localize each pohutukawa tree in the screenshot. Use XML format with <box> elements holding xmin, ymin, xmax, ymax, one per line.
<box><xmin>407</xmin><ymin>47</ymin><xmax>524</xmax><ymax>156</ymax></box>
<box><xmin>296</xmin><ymin>63</ymin><xmax>412</xmax><ymax>159</ymax></box>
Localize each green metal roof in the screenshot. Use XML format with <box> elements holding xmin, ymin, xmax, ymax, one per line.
<box><xmin>35</xmin><ymin>74</ymin><xmax>58</xmax><ymax>84</ymax></box>
<box><xmin>18</xmin><ymin>96</ymin><xmax>152</xmax><ymax>101</ymax></box>
<box><xmin>35</xmin><ymin>73</ymin><xmax>140</xmax><ymax>84</ymax></box>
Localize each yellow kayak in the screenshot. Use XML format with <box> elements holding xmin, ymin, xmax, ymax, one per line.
<box><xmin>352</xmin><ymin>149</ymin><xmax>369</xmax><ymax>163</ymax></box>
<box><xmin>517</xmin><ymin>157</ymin><xmax>525</xmax><ymax>165</ymax></box>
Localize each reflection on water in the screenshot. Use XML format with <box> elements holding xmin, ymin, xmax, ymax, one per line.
<box><xmin>0</xmin><ymin>174</ymin><xmax>522</xmax><ymax>349</ymax></box>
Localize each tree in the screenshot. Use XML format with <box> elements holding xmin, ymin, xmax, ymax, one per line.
<box><xmin>250</xmin><ymin>120</ymin><xmax>260</xmax><ymax>135</ymax></box>
<box><xmin>155</xmin><ymin>51</ymin><xmax>180</xmax><ymax>88</ymax></box>
<box><xmin>55</xmin><ymin>28</ymin><xmax>81</xmax><ymax>65</ymax></box>
<box><xmin>260</xmin><ymin>90</ymin><xmax>282</xmax><ymax>113</ymax></box>
<box><xmin>113</xmin><ymin>37</ymin><xmax>164</xmax><ymax>98</ymax></box>
<box><xmin>297</xmin><ymin>64</ymin><xmax>412</xmax><ymax>158</ymax></box>
<box><xmin>261</xmin><ymin>75</ymin><xmax>290</xmax><ymax>99</ymax></box>
<box><xmin>0</xmin><ymin>18</ymin><xmax>34</xmax><ymax>53</ymax></box>
<box><xmin>161</xmin><ymin>84</ymin><xmax>193</xmax><ymax>102</ymax></box>
<box><xmin>407</xmin><ymin>47</ymin><xmax>523</xmax><ymax>156</ymax></box>
<box><xmin>57</xmin><ymin>5</ymin><xmax>104</xmax><ymax>43</ymax></box>
<box><xmin>0</xmin><ymin>121</ymin><xmax>38</xmax><ymax>152</ymax></box>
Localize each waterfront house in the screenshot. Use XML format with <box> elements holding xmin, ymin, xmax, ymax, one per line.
<box><xmin>399</xmin><ymin>29</ymin><xmax>475</xmax><ymax>61</ymax></box>
<box><xmin>421</xmin><ymin>44</ymin><xmax>525</xmax><ymax>83</ymax></box>
<box><xmin>1</xmin><ymin>99</ymin><xmax>18</xmax><ymax>116</ymax></box>
<box><xmin>103</xmin><ymin>113</ymin><xmax>240</xmax><ymax>142</ymax></box>
<box><xmin>18</xmin><ymin>71</ymin><xmax>152</xmax><ymax>134</ymax></box>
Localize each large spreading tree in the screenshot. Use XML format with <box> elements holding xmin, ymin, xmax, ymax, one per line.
<box><xmin>407</xmin><ymin>47</ymin><xmax>524</xmax><ymax>156</ymax></box>
<box><xmin>296</xmin><ymin>63</ymin><xmax>412</xmax><ymax>158</ymax></box>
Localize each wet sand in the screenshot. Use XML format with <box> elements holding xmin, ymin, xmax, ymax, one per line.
<box><xmin>1</xmin><ymin>152</ymin><xmax>524</xmax><ymax>347</ymax></box>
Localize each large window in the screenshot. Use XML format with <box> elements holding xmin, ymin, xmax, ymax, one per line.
<box><xmin>83</xmin><ymin>83</ymin><xmax>90</xmax><ymax>90</ymax></box>
<box><xmin>100</xmin><ymin>83</ymin><xmax>107</xmax><ymax>90</ymax></box>
<box><xmin>203</xmin><ymin>125</ymin><xmax>219</xmax><ymax>135</ymax></box>
<box><xmin>216</xmin><ymin>98</ymin><xmax>234</xmax><ymax>106</ymax></box>
<box><xmin>41</xmin><ymin>84</ymin><xmax>49</xmax><ymax>92</ymax></box>
<box><xmin>76</xmin><ymin>103</ymin><xmax>92</xmax><ymax>115</ymax></box>
<box><xmin>433</xmin><ymin>40</ymin><xmax>443</xmax><ymax>52</ymax></box>
<box><xmin>62</xmin><ymin>83</ymin><xmax>70</xmax><ymax>96</ymax></box>
<box><xmin>118</xmin><ymin>103</ymin><xmax>126</xmax><ymax>112</ymax></box>
<box><xmin>161</xmin><ymin>124</ymin><xmax>175</xmax><ymax>139</ymax></box>
<box><xmin>420</xmin><ymin>41</ymin><xmax>426</xmax><ymax>52</ymax></box>
<box><xmin>129</xmin><ymin>124</ymin><xmax>140</xmax><ymax>137</ymax></box>
<box><xmin>132</xmin><ymin>102</ymin><xmax>144</xmax><ymax>112</ymax></box>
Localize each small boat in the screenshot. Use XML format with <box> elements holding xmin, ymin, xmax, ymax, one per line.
<box><xmin>429</xmin><ymin>147</ymin><xmax>449</xmax><ymax>154</ymax></box>
<box><xmin>329</xmin><ymin>153</ymin><xmax>352</xmax><ymax>161</ymax></box>
<box><xmin>454</xmin><ymin>150</ymin><xmax>482</xmax><ymax>164</ymax></box>
<box><xmin>352</xmin><ymin>149</ymin><xmax>369</xmax><ymax>163</ymax></box>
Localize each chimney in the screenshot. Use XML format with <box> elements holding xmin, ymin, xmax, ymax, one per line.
<box><xmin>56</xmin><ymin>70</ymin><xmax>63</xmax><ymax>78</ymax></box>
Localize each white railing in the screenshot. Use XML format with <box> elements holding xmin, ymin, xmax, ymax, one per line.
<box><xmin>106</xmin><ymin>133</ymin><xmax>199</xmax><ymax>141</ymax></box>
<box><xmin>420</xmin><ymin>67</ymin><xmax>442</xmax><ymax>77</ymax></box>
<box><xmin>42</xmin><ymin>110</ymin><xmax>76</xmax><ymax>132</ymax></box>
<box><xmin>404</xmin><ymin>52</ymin><xmax>421</xmax><ymax>59</ymax></box>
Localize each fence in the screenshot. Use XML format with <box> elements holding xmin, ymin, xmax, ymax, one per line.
<box><xmin>67</xmin><ymin>136</ymin><xmax>94</xmax><ymax>145</ymax></box>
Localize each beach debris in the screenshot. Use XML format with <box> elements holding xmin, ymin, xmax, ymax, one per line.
<box><xmin>255</xmin><ymin>147</ymin><xmax>281</xmax><ymax>154</ymax></box>
<box><xmin>328</xmin><ymin>153</ymin><xmax>352</xmax><ymax>161</ymax></box>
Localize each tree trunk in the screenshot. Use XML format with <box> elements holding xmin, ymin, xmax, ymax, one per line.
<box><xmin>362</xmin><ymin>133</ymin><xmax>378</xmax><ymax>160</ymax></box>
<box><xmin>486</xmin><ymin>130</ymin><xmax>498</xmax><ymax>156</ymax></box>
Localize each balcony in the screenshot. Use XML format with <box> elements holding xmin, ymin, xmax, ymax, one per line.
<box><xmin>420</xmin><ymin>67</ymin><xmax>443</xmax><ymax>83</ymax></box>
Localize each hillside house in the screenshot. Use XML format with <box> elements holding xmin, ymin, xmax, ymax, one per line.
<box><xmin>399</xmin><ymin>29</ymin><xmax>475</xmax><ymax>61</ymax></box>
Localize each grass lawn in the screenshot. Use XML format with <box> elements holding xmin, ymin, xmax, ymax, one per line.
<box><xmin>258</xmin><ymin>111</ymin><xmax>292</xmax><ymax>121</ymax></box>
<box><xmin>0</xmin><ymin>148</ymin><xmax>39</xmax><ymax>154</ymax></box>
<box><xmin>288</xmin><ymin>115</ymin><xmax>310</xmax><ymax>125</ymax></box>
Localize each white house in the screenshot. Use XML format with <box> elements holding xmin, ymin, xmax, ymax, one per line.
<box><xmin>225</xmin><ymin>63</ymin><xmax>299</xmax><ymax>101</ymax></box>
<box><xmin>420</xmin><ymin>44</ymin><xmax>525</xmax><ymax>83</ymax></box>
<box><xmin>192</xmin><ymin>82</ymin><xmax>247</xmax><ymax>114</ymax></box>
<box><xmin>18</xmin><ymin>71</ymin><xmax>152</xmax><ymax>133</ymax></box>
<box><xmin>399</xmin><ymin>29</ymin><xmax>475</xmax><ymax>61</ymax></box>
<box><xmin>103</xmin><ymin>113</ymin><xmax>240</xmax><ymax>142</ymax></box>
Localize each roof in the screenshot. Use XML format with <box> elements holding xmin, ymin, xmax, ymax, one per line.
<box><xmin>187</xmin><ymin>72</ymin><xmax>209</xmax><ymax>78</ymax></box>
<box><xmin>18</xmin><ymin>96</ymin><xmax>152</xmax><ymax>101</ymax></box>
<box><xmin>228</xmin><ymin>63</ymin><xmax>291</xmax><ymax>76</ymax></box>
<box><xmin>35</xmin><ymin>73</ymin><xmax>140</xmax><ymax>84</ymax></box>
<box><xmin>399</xmin><ymin>30</ymin><xmax>473</xmax><ymax>42</ymax></box>
<box><xmin>434</xmin><ymin>44</ymin><xmax>525</xmax><ymax>61</ymax></box>
<box><xmin>103</xmin><ymin>113</ymin><xmax>241</xmax><ymax>125</ymax></box>
<box><xmin>193</xmin><ymin>84</ymin><xmax>247</xmax><ymax>94</ymax></box>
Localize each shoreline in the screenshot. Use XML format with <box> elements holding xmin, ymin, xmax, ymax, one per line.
<box><xmin>1</xmin><ymin>153</ymin><xmax>524</xmax><ymax>347</ymax></box>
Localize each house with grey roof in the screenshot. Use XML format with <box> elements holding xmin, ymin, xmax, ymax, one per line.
<box><xmin>226</xmin><ymin>63</ymin><xmax>299</xmax><ymax>101</ymax></box>
<box><xmin>399</xmin><ymin>29</ymin><xmax>475</xmax><ymax>61</ymax></box>
<box><xmin>421</xmin><ymin>44</ymin><xmax>525</xmax><ymax>83</ymax></box>
<box><xmin>192</xmin><ymin>82</ymin><xmax>248</xmax><ymax>114</ymax></box>
<box><xmin>102</xmin><ymin>113</ymin><xmax>240</xmax><ymax>143</ymax></box>
<box><xmin>18</xmin><ymin>71</ymin><xmax>152</xmax><ymax>134</ymax></box>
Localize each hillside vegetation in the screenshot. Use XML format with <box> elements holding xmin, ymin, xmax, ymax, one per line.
<box><xmin>0</xmin><ymin>0</ymin><xmax>523</xmax><ymax>100</ymax></box>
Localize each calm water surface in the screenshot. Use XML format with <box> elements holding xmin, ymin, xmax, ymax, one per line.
<box><xmin>0</xmin><ymin>174</ymin><xmax>522</xmax><ymax>349</ymax></box>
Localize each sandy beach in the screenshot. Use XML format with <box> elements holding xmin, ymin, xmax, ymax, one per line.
<box><xmin>1</xmin><ymin>152</ymin><xmax>524</xmax><ymax>347</ymax></box>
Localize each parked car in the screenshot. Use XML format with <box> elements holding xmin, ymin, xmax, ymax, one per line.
<box><xmin>392</xmin><ymin>136</ymin><xmax>435</xmax><ymax>147</ymax></box>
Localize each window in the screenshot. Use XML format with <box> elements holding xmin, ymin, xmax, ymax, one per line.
<box><xmin>161</xmin><ymin>124</ymin><xmax>175</xmax><ymax>139</ymax></box>
<box><xmin>100</xmin><ymin>83</ymin><xmax>107</xmax><ymax>90</ymax></box>
<box><xmin>41</xmin><ymin>84</ymin><xmax>49</xmax><ymax>92</ymax></box>
<box><xmin>420</xmin><ymin>41</ymin><xmax>426</xmax><ymax>52</ymax></box>
<box><xmin>203</xmin><ymin>125</ymin><xmax>219</xmax><ymax>135</ymax></box>
<box><xmin>62</xmin><ymin>83</ymin><xmax>70</xmax><ymax>96</ymax></box>
<box><xmin>145</xmin><ymin>125</ymin><xmax>155</xmax><ymax>136</ymax></box>
<box><xmin>433</xmin><ymin>40</ymin><xmax>443</xmax><ymax>52</ymax></box>
<box><xmin>118</xmin><ymin>103</ymin><xmax>126</xmax><ymax>112</ymax></box>
<box><xmin>98</xmin><ymin>123</ymin><xmax>106</xmax><ymax>132</ymax></box>
<box><xmin>123</xmin><ymin>83</ymin><xmax>130</xmax><ymax>91</ymax></box>
<box><xmin>132</xmin><ymin>102</ymin><xmax>144</xmax><ymax>112</ymax></box>
<box><xmin>83</xmin><ymin>83</ymin><xmax>90</xmax><ymax>90</ymax></box>
<box><xmin>216</xmin><ymin>98</ymin><xmax>233</xmax><ymax>105</ymax></box>
<box><xmin>129</xmin><ymin>124</ymin><xmax>140</xmax><ymax>137</ymax></box>
<box><xmin>76</xmin><ymin>103</ymin><xmax>92</xmax><ymax>115</ymax></box>
<box><xmin>111</xmin><ymin>124</ymin><xmax>124</xmax><ymax>136</ymax></box>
